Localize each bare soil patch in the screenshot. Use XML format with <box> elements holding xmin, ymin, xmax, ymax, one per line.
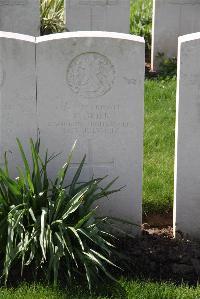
<box><xmin>115</xmin><ymin>212</ymin><xmax>200</xmax><ymax>285</ymax></box>
<box><xmin>143</xmin><ymin>210</ymin><xmax>173</xmax><ymax>228</ymax></box>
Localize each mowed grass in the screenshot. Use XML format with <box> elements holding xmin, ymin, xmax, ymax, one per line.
<box><xmin>1</xmin><ymin>280</ymin><xmax>200</xmax><ymax>299</ymax></box>
<box><xmin>143</xmin><ymin>78</ymin><xmax>176</xmax><ymax>214</ymax></box>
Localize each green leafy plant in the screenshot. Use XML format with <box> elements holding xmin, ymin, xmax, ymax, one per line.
<box><xmin>41</xmin><ymin>0</ymin><xmax>65</xmax><ymax>35</ymax></box>
<box><xmin>130</xmin><ymin>0</ymin><xmax>152</xmax><ymax>58</ymax></box>
<box><xmin>157</xmin><ymin>53</ymin><xmax>177</xmax><ymax>78</ymax></box>
<box><xmin>0</xmin><ymin>138</ymin><xmax>123</xmax><ymax>291</ymax></box>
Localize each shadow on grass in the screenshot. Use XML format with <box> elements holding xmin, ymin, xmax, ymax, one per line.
<box><xmin>0</xmin><ymin>256</ymin><xmax>128</xmax><ymax>299</ymax></box>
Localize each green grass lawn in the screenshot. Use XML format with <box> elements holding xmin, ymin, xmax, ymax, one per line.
<box><xmin>1</xmin><ymin>280</ymin><xmax>200</xmax><ymax>299</ymax></box>
<box><xmin>143</xmin><ymin>78</ymin><xmax>176</xmax><ymax>214</ymax></box>
<box><xmin>130</xmin><ymin>0</ymin><xmax>176</xmax><ymax>215</ymax></box>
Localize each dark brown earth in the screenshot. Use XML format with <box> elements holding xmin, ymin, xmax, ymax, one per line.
<box><xmin>114</xmin><ymin>212</ymin><xmax>200</xmax><ymax>285</ymax></box>
<box><xmin>5</xmin><ymin>212</ymin><xmax>200</xmax><ymax>287</ymax></box>
<box><xmin>143</xmin><ymin>210</ymin><xmax>173</xmax><ymax>227</ymax></box>
<box><xmin>145</xmin><ymin>62</ymin><xmax>157</xmax><ymax>78</ymax></box>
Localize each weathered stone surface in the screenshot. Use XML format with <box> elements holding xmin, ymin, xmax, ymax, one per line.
<box><xmin>174</xmin><ymin>32</ymin><xmax>200</xmax><ymax>239</ymax></box>
<box><xmin>65</xmin><ymin>0</ymin><xmax>130</xmax><ymax>33</ymax></box>
<box><xmin>0</xmin><ymin>32</ymin><xmax>37</xmax><ymax>176</ymax></box>
<box><xmin>36</xmin><ymin>32</ymin><xmax>145</xmax><ymax>233</ymax></box>
<box><xmin>0</xmin><ymin>0</ymin><xmax>40</xmax><ymax>35</ymax></box>
<box><xmin>152</xmin><ymin>0</ymin><xmax>200</xmax><ymax>70</ymax></box>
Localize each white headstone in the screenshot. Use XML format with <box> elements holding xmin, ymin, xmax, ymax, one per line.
<box><xmin>36</xmin><ymin>32</ymin><xmax>144</xmax><ymax>233</ymax></box>
<box><xmin>174</xmin><ymin>32</ymin><xmax>200</xmax><ymax>238</ymax></box>
<box><xmin>0</xmin><ymin>0</ymin><xmax>40</xmax><ymax>36</ymax></box>
<box><xmin>152</xmin><ymin>0</ymin><xmax>200</xmax><ymax>71</ymax></box>
<box><xmin>65</xmin><ymin>0</ymin><xmax>130</xmax><ymax>33</ymax></box>
<box><xmin>0</xmin><ymin>32</ymin><xmax>37</xmax><ymax>176</ymax></box>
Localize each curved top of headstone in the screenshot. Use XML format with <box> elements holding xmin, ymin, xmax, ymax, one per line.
<box><xmin>0</xmin><ymin>31</ymin><xmax>35</xmax><ymax>42</ymax></box>
<box><xmin>178</xmin><ymin>31</ymin><xmax>200</xmax><ymax>43</ymax></box>
<box><xmin>0</xmin><ymin>31</ymin><xmax>145</xmax><ymax>45</ymax></box>
<box><xmin>36</xmin><ymin>31</ymin><xmax>144</xmax><ymax>44</ymax></box>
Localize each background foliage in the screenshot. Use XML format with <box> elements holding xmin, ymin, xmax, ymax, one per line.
<box><xmin>130</xmin><ymin>0</ymin><xmax>152</xmax><ymax>56</ymax></box>
<box><xmin>40</xmin><ymin>0</ymin><xmax>153</xmax><ymax>58</ymax></box>
<box><xmin>40</xmin><ymin>0</ymin><xmax>65</xmax><ymax>35</ymax></box>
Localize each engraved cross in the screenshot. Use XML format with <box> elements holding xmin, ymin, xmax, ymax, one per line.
<box><xmin>71</xmin><ymin>139</ymin><xmax>114</xmax><ymax>178</ymax></box>
<box><xmin>169</xmin><ymin>1</ymin><xmax>200</xmax><ymax>5</ymax></box>
<box><xmin>79</xmin><ymin>0</ymin><xmax>117</xmax><ymax>6</ymax></box>
<box><xmin>79</xmin><ymin>0</ymin><xmax>118</xmax><ymax>29</ymax></box>
<box><xmin>168</xmin><ymin>1</ymin><xmax>200</xmax><ymax>35</ymax></box>
<box><xmin>0</xmin><ymin>0</ymin><xmax>25</xmax><ymax>5</ymax></box>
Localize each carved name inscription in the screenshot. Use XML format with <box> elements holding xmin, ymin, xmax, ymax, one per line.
<box><xmin>79</xmin><ymin>0</ymin><xmax>119</xmax><ymax>6</ymax></box>
<box><xmin>48</xmin><ymin>104</ymin><xmax>132</xmax><ymax>137</ymax></box>
<box><xmin>0</xmin><ymin>61</ymin><xmax>5</xmax><ymax>87</ymax></box>
<box><xmin>0</xmin><ymin>0</ymin><xmax>25</xmax><ymax>5</ymax></box>
<box><xmin>67</xmin><ymin>52</ymin><xmax>115</xmax><ymax>98</ymax></box>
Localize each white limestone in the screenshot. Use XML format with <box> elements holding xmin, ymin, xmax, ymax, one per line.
<box><xmin>0</xmin><ymin>31</ymin><xmax>144</xmax><ymax>233</ymax></box>
<box><xmin>0</xmin><ymin>32</ymin><xmax>37</xmax><ymax>177</ymax></box>
<box><xmin>65</xmin><ymin>0</ymin><xmax>130</xmax><ymax>33</ymax></box>
<box><xmin>152</xmin><ymin>0</ymin><xmax>200</xmax><ymax>71</ymax></box>
<box><xmin>0</xmin><ymin>0</ymin><xmax>40</xmax><ymax>36</ymax></box>
<box><xmin>36</xmin><ymin>32</ymin><xmax>144</xmax><ymax>233</ymax></box>
<box><xmin>174</xmin><ymin>32</ymin><xmax>200</xmax><ymax>239</ymax></box>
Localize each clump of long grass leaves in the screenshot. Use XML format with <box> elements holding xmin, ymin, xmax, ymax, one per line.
<box><xmin>0</xmin><ymin>138</ymin><xmax>123</xmax><ymax>291</ymax></box>
<box><xmin>41</xmin><ymin>0</ymin><xmax>65</xmax><ymax>35</ymax></box>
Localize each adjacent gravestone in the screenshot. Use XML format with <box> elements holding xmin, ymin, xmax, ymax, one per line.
<box><xmin>65</xmin><ymin>0</ymin><xmax>130</xmax><ymax>33</ymax></box>
<box><xmin>0</xmin><ymin>0</ymin><xmax>40</xmax><ymax>36</ymax></box>
<box><xmin>0</xmin><ymin>32</ymin><xmax>37</xmax><ymax>177</ymax></box>
<box><xmin>152</xmin><ymin>0</ymin><xmax>200</xmax><ymax>71</ymax></box>
<box><xmin>174</xmin><ymin>32</ymin><xmax>200</xmax><ymax>238</ymax></box>
<box><xmin>36</xmin><ymin>32</ymin><xmax>144</xmax><ymax>233</ymax></box>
